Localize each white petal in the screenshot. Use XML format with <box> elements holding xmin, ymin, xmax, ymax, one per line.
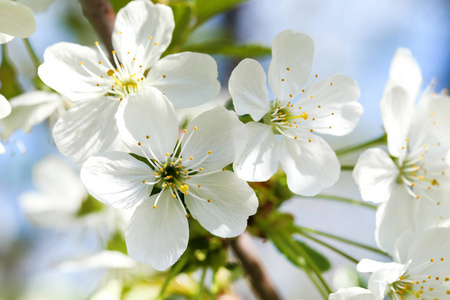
<box><xmin>182</xmin><ymin>107</ymin><xmax>245</xmax><ymax>172</ymax></box>
<box><xmin>117</xmin><ymin>88</ymin><xmax>178</xmax><ymax>162</ymax></box>
<box><xmin>17</xmin><ymin>0</ymin><xmax>54</xmax><ymax>12</ymax></box>
<box><xmin>0</xmin><ymin>94</ymin><xmax>11</xmax><ymax>119</ymax></box>
<box><xmin>366</xmin><ymin>261</ymin><xmax>408</xmax><ymax>299</ymax></box>
<box><xmin>353</xmin><ymin>148</ymin><xmax>399</xmax><ymax>203</ymax></box>
<box><xmin>234</xmin><ymin>122</ymin><xmax>278</xmax><ymax>181</ymax></box>
<box><xmin>297</xmin><ymin>74</ymin><xmax>363</xmax><ymax>136</ymax></box>
<box><xmin>229</xmin><ymin>58</ymin><xmax>270</xmax><ymax>121</ymax></box>
<box><xmin>375</xmin><ymin>187</ymin><xmax>415</xmax><ymax>256</ymax></box>
<box><xmin>57</xmin><ymin>250</ymin><xmax>135</xmax><ymax>272</ymax></box>
<box><xmin>146</xmin><ymin>52</ymin><xmax>220</xmax><ymax>108</ymax></box>
<box><xmin>0</xmin><ymin>91</ymin><xmax>63</xmax><ymax>139</ymax></box>
<box><xmin>38</xmin><ymin>42</ymin><xmax>109</xmax><ymax>101</ymax></box>
<box><xmin>278</xmin><ymin>135</ymin><xmax>340</xmax><ymax>196</ymax></box>
<box><xmin>268</xmin><ymin>30</ymin><xmax>314</xmax><ymax>101</ymax></box>
<box><xmin>53</xmin><ymin>97</ymin><xmax>119</xmax><ymax>162</ymax></box>
<box><xmin>126</xmin><ymin>189</ymin><xmax>189</xmax><ymax>271</ymax></box>
<box><xmin>0</xmin><ymin>0</ymin><xmax>36</xmax><ymax>38</ymax></box>
<box><xmin>407</xmin><ymin>227</ymin><xmax>450</xmax><ymax>273</ymax></box>
<box><xmin>380</xmin><ymin>86</ymin><xmax>412</xmax><ymax>158</ymax></box>
<box><xmin>81</xmin><ymin>151</ymin><xmax>154</xmax><ymax>210</ymax></box>
<box><xmin>186</xmin><ymin>171</ymin><xmax>258</xmax><ymax>237</ymax></box>
<box><xmin>0</xmin><ymin>33</ymin><xmax>14</xmax><ymax>44</ymax></box>
<box><xmin>385</xmin><ymin>48</ymin><xmax>422</xmax><ymax>104</ymax></box>
<box><xmin>329</xmin><ymin>287</ymin><xmax>378</xmax><ymax>300</ymax></box>
<box><xmin>112</xmin><ymin>0</ymin><xmax>174</xmax><ymax>70</ymax></box>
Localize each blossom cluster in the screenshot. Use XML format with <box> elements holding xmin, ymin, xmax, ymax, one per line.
<box><xmin>1</xmin><ymin>0</ymin><xmax>449</xmax><ymax>299</ymax></box>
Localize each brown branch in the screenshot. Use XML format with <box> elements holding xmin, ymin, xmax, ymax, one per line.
<box><xmin>230</xmin><ymin>232</ymin><xmax>281</xmax><ymax>300</ymax></box>
<box><xmin>79</xmin><ymin>0</ymin><xmax>115</xmax><ymax>53</ymax></box>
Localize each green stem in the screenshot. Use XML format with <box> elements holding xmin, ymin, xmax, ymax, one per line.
<box><xmin>294</xmin><ymin>226</ymin><xmax>390</xmax><ymax>258</ymax></box>
<box><xmin>278</xmin><ymin>231</ymin><xmax>333</xmax><ymax>295</ymax></box>
<box><xmin>196</xmin><ymin>267</ymin><xmax>207</xmax><ymax>300</ymax></box>
<box><xmin>335</xmin><ymin>133</ymin><xmax>387</xmax><ymax>156</ymax></box>
<box><xmin>340</xmin><ymin>165</ymin><xmax>355</xmax><ymax>171</ymax></box>
<box><xmin>296</xmin><ymin>231</ymin><xmax>359</xmax><ymax>264</ymax></box>
<box><xmin>23</xmin><ymin>39</ymin><xmax>40</xmax><ymax>68</ymax></box>
<box><xmin>307</xmin><ymin>194</ymin><xmax>377</xmax><ymax>210</ymax></box>
<box><xmin>270</xmin><ymin>234</ymin><xmax>328</xmax><ymax>299</ymax></box>
<box><xmin>211</xmin><ymin>269</ymin><xmax>217</xmax><ymax>300</ymax></box>
<box><xmin>156</xmin><ymin>254</ymin><xmax>189</xmax><ymax>300</ymax></box>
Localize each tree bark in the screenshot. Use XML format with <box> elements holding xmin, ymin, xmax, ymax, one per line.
<box><xmin>79</xmin><ymin>0</ymin><xmax>115</xmax><ymax>53</ymax></box>
<box><xmin>230</xmin><ymin>232</ymin><xmax>281</xmax><ymax>300</ymax></box>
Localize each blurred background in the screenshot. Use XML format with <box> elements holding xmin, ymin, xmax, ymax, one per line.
<box><xmin>0</xmin><ymin>0</ymin><xmax>449</xmax><ymax>299</ymax></box>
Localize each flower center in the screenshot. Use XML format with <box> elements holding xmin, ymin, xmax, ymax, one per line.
<box><xmin>266</xmin><ymin>100</ymin><xmax>310</xmax><ymax>141</ymax></box>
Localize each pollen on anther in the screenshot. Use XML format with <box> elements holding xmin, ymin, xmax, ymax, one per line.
<box><xmin>183</xmin><ymin>129</ymin><xmax>187</xmax><ymax>133</ymax></box>
<box><xmin>311</xmin><ymin>95</ymin><xmax>314</xmax><ymax>99</ymax></box>
<box><xmin>95</xmin><ymin>41</ymin><xmax>99</xmax><ymax>45</ymax></box>
<box><xmin>330</xmin><ymin>82</ymin><xmax>333</xmax><ymax>86</ymax></box>
<box><xmin>318</xmin><ymin>105</ymin><xmax>321</xmax><ymax>108</ymax></box>
<box><xmin>153</xmin><ymin>205</ymin><xmax>156</xmax><ymax>209</ymax></box>
<box><xmin>207</xmin><ymin>199</ymin><xmax>211</xmax><ymax>203</ymax></box>
<box><xmin>290</xmin><ymin>94</ymin><xmax>293</xmax><ymax>98</ymax></box>
<box><xmin>146</xmin><ymin>135</ymin><xmax>149</xmax><ymax>139</ymax></box>
<box><xmin>79</xmin><ymin>62</ymin><xmax>83</xmax><ymax>65</ymax></box>
<box><xmin>163</xmin><ymin>75</ymin><xmax>166</xmax><ymax>78</ymax></box>
<box><xmin>190</xmin><ymin>156</ymin><xmax>193</xmax><ymax>160</ymax></box>
<box><xmin>154</xmin><ymin>42</ymin><xmax>158</xmax><ymax>46</ymax></box>
<box><xmin>194</xmin><ymin>127</ymin><xmax>198</xmax><ymax>130</ymax></box>
<box><xmin>308</xmin><ymin>139</ymin><xmax>312</xmax><ymax>143</ymax></box>
<box><xmin>96</xmin><ymin>84</ymin><xmax>100</xmax><ymax>86</ymax></box>
<box><xmin>286</xmin><ymin>67</ymin><xmax>290</xmax><ymax>71</ymax></box>
<box><xmin>166</xmin><ymin>153</ymin><xmax>169</xmax><ymax>156</ymax></box>
<box><xmin>315</xmin><ymin>74</ymin><xmax>318</xmax><ymax>78</ymax></box>
<box><xmin>208</xmin><ymin>151</ymin><xmax>212</xmax><ymax>154</ymax></box>
<box><xmin>294</xmin><ymin>136</ymin><xmax>298</xmax><ymax>139</ymax></box>
<box><xmin>172</xmin><ymin>194</ymin><xmax>176</xmax><ymax>198</ymax></box>
<box><xmin>197</xmin><ymin>184</ymin><xmax>201</xmax><ymax>188</ymax></box>
<box><xmin>310</xmin><ymin>129</ymin><xmax>313</xmax><ymax>132</ymax></box>
<box><xmin>199</xmin><ymin>168</ymin><xmax>203</xmax><ymax>171</ymax></box>
<box><xmin>222</xmin><ymin>168</ymin><xmax>226</xmax><ymax>171</ymax></box>
<box><xmin>431</xmin><ymin>258</ymin><xmax>435</xmax><ymax>262</ymax></box>
<box><xmin>112</xmin><ymin>51</ymin><xmax>116</xmax><ymax>54</ymax></box>
<box><xmin>120</xmin><ymin>98</ymin><xmax>123</xmax><ymax>101</ymax></box>
<box><xmin>138</xmin><ymin>142</ymin><xmax>141</xmax><ymax>146</ymax></box>
<box><xmin>302</xmin><ymin>89</ymin><xmax>305</xmax><ymax>92</ymax></box>
<box><xmin>142</xmin><ymin>180</ymin><xmax>146</xmax><ymax>183</ymax></box>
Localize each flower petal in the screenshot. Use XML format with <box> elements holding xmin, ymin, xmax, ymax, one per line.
<box><xmin>182</xmin><ymin>107</ymin><xmax>245</xmax><ymax>172</ymax></box>
<box><xmin>81</xmin><ymin>151</ymin><xmax>154</xmax><ymax>210</ymax></box>
<box><xmin>297</xmin><ymin>74</ymin><xmax>363</xmax><ymax>136</ymax></box>
<box><xmin>185</xmin><ymin>171</ymin><xmax>258</xmax><ymax>237</ymax></box>
<box><xmin>146</xmin><ymin>52</ymin><xmax>220</xmax><ymax>108</ymax></box>
<box><xmin>353</xmin><ymin>148</ymin><xmax>399</xmax><ymax>203</ymax></box>
<box><xmin>0</xmin><ymin>91</ymin><xmax>63</xmax><ymax>139</ymax></box>
<box><xmin>0</xmin><ymin>0</ymin><xmax>36</xmax><ymax>39</ymax></box>
<box><xmin>126</xmin><ymin>189</ymin><xmax>189</xmax><ymax>271</ymax></box>
<box><xmin>234</xmin><ymin>122</ymin><xmax>278</xmax><ymax>181</ymax></box>
<box><xmin>375</xmin><ymin>186</ymin><xmax>415</xmax><ymax>256</ymax></box>
<box><xmin>52</xmin><ymin>97</ymin><xmax>119</xmax><ymax>162</ymax></box>
<box><xmin>329</xmin><ymin>287</ymin><xmax>378</xmax><ymax>300</ymax></box>
<box><xmin>17</xmin><ymin>0</ymin><xmax>54</xmax><ymax>12</ymax></box>
<box><xmin>384</xmin><ymin>48</ymin><xmax>422</xmax><ymax>104</ymax></box>
<box><xmin>278</xmin><ymin>135</ymin><xmax>340</xmax><ymax>196</ymax></box>
<box><xmin>38</xmin><ymin>42</ymin><xmax>109</xmax><ymax>101</ymax></box>
<box><xmin>380</xmin><ymin>86</ymin><xmax>412</xmax><ymax>158</ymax></box>
<box><xmin>117</xmin><ymin>88</ymin><xmax>178</xmax><ymax>162</ymax></box>
<box><xmin>112</xmin><ymin>0</ymin><xmax>174</xmax><ymax>70</ymax></box>
<box><xmin>0</xmin><ymin>94</ymin><xmax>11</xmax><ymax>119</ymax></box>
<box><xmin>0</xmin><ymin>33</ymin><xmax>14</xmax><ymax>44</ymax></box>
<box><xmin>268</xmin><ymin>30</ymin><xmax>314</xmax><ymax>102</ymax></box>
<box><xmin>229</xmin><ymin>58</ymin><xmax>270</xmax><ymax>121</ymax></box>
<box><xmin>407</xmin><ymin>228</ymin><xmax>450</xmax><ymax>274</ymax></box>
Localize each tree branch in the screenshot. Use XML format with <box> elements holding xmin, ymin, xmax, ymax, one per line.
<box><xmin>230</xmin><ymin>232</ymin><xmax>281</xmax><ymax>300</ymax></box>
<box><xmin>79</xmin><ymin>0</ymin><xmax>115</xmax><ymax>53</ymax></box>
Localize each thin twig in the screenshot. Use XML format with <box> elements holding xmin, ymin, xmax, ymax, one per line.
<box><xmin>79</xmin><ymin>0</ymin><xmax>115</xmax><ymax>53</ymax></box>
<box><xmin>230</xmin><ymin>232</ymin><xmax>281</xmax><ymax>300</ymax></box>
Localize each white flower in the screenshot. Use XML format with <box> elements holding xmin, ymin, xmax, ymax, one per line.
<box><xmin>329</xmin><ymin>287</ymin><xmax>379</xmax><ymax>300</ymax></box>
<box><xmin>229</xmin><ymin>30</ymin><xmax>362</xmax><ymax>195</ymax></box>
<box><xmin>352</xmin><ymin>49</ymin><xmax>450</xmax><ymax>254</ymax></box>
<box><xmin>38</xmin><ymin>0</ymin><xmax>221</xmax><ymax>162</ymax></box>
<box><xmin>357</xmin><ymin>228</ymin><xmax>450</xmax><ymax>300</ymax></box>
<box><xmin>19</xmin><ymin>155</ymin><xmax>125</xmax><ymax>239</ymax></box>
<box><xmin>81</xmin><ymin>88</ymin><xmax>258</xmax><ymax>270</ymax></box>
<box><xmin>0</xmin><ymin>0</ymin><xmax>36</xmax><ymax>44</ymax></box>
<box><xmin>0</xmin><ymin>91</ymin><xmax>67</xmax><ymax>140</ymax></box>
<box><xmin>0</xmin><ymin>94</ymin><xmax>11</xmax><ymax>119</ymax></box>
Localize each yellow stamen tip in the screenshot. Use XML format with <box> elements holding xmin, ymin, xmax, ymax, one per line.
<box><xmin>180</xmin><ymin>185</ymin><xmax>189</xmax><ymax>193</ymax></box>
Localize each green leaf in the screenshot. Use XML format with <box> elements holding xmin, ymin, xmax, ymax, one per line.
<box><xmin>165</xmin><ymin>3</ymin><xmax>192</xmax><ymax>53</ymax></box>
<box><xmin>0</xmin><ymin>45</ymin><xmax>23</xmax><ymax>98</ymax></box>
<box><xmin>295</xmin><ymin>240</ymin><xmax>331</xmax><ymax>272</ymax></box>
<box><xmin>195</xmin><ymin>0</ymin><xmax>247</xmax><ymax>26</ymax></box>
<box><xmin>182</xmin><ymin>40</ymin><xmax>271</xmax><ymax>58</ymax></box>
<box><xmin>110</xmin><ymin>0</ymin><xmax>131</xmax><ymax>12</ymax></box>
